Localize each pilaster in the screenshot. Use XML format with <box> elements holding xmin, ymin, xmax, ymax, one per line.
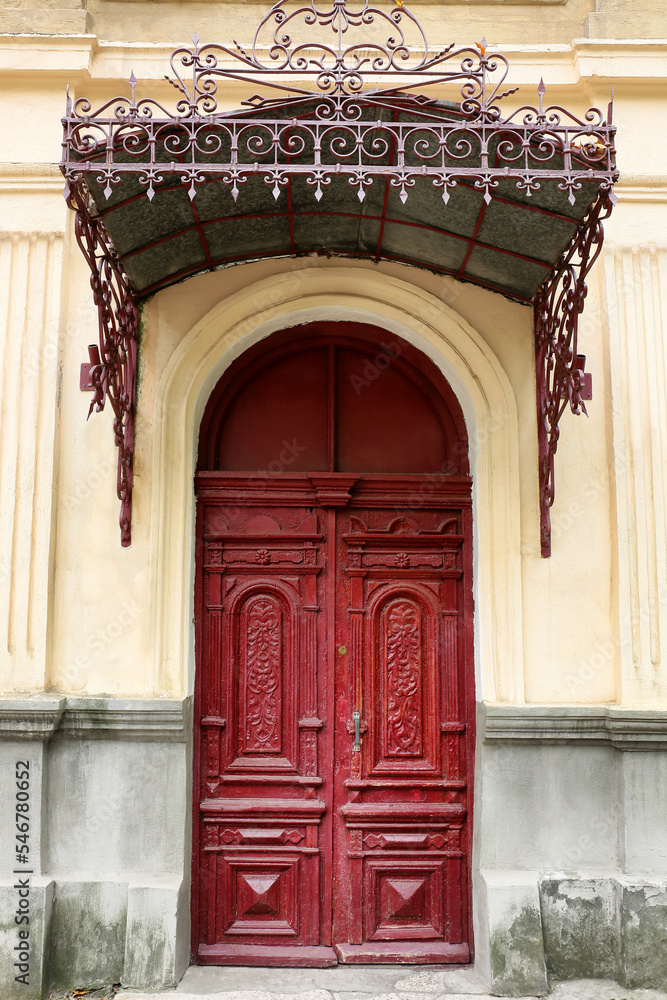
<box><xmin>604</xmin><ymin>247</ymin><xmax>667</xmax><ymax>705</ymax></box>
<box><xmin>0</xmin><ymin>233</ymin><xmax>64</xmax><ymax>693</ymax></box>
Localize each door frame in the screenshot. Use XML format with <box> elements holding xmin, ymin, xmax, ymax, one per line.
<box><xmin>190</xmin><ymin>323</ymin><xmax>476</xmax><ymax>964</ymax></box>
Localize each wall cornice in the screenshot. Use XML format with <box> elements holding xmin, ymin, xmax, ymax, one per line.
<box><xmin>1</xmin><ymin>36</ymin><xmax>667</xmax><ymax>85</ymax></box>
<box><xmin>482</xmin><ymin>703</ymin><xmax>667</xmax><ymax>750</ymax></box>
<box><xmin>0</xmin><ymin>163</ymin><xmax>63</xmax><ymax>195</ymax></box>
<box><xmin>0</xmin><ymin>697</ymin><xmax>65</xmax><ymax>740</ymax></box>
<box><xmin>615</xmin><ymin>177</ymin><xmax>667</xmax><ymax>204</ymax></box>
<box><xmin>3</xmin><ymin>698</ymin><xmax>665</xmax><ymax>747</ymax></box>
<box><xmin>0</xmin><ymin>696</ymin><xmax>191</xmax><ymax>741</ymax></box>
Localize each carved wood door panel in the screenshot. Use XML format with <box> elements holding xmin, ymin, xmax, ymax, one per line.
<box><xmin>332</xmin><ymin>487</ymin><xmax>473</xmax><ymax>963</ymax></box>
<box><xmin>194</xmin><ymin>475</ymin><xmax>474</xmax><ymax>967</ymax></box>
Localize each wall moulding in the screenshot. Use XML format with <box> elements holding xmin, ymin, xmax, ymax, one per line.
<box><xmin>0</xmin><ymin>696</ymin><xmax>191</xmax><ymax>741</ymax></box>
<box><xmin>483</xmin><ymin>702</ymin><xmax>667</xmax><ymax>750</ymax></box>
<box><xmin>0</xmin><ymin>698</ymin><xmax>65</xmax><ymax>740</ymax></box>
<box><xmin>604</xmin><ymin>246</ymin><xmax>667</xmax><ymax>706</ymax></box>
<box><xmin>0</xmin><ymin>163</ymin><xmax>64</xmax><ymax>195</ymax></box>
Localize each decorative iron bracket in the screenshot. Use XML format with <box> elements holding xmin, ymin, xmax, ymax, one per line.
<box><xmin>70</xmin><ymin>185</ymin><xmax>138</xmax><ymax>546</ymax></box>
<box><xmin>534</xmin><ymin>188</ymin><xmax>615</xmax><ymax>557</ymax></box>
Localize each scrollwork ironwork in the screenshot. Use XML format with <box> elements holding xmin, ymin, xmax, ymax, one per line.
<box><xmin>534</xmin><ymin>188</ymin><xmax>615</xmax><ymax>557</ymax></box>
<box><xmin>69</xmin><ymin>185</ymin><xmax>138</xmax><ymax>547</ymax></box>
<box><xmin>61</xmin><ymin>0</ymin><xmax>618</xmax><ymax>553</ymax></box>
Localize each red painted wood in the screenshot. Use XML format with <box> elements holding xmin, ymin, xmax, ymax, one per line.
<box><xmin>331</xmin><ymin>491</ymin><xmax>473</xmax><ymax>962</ymax></box>
<box><xmin>198</xmin><ymin>323</ymin><xmax>468</xmax><ymax>477</ymax></box>
<box><xmin>193</xmin><ymin>326</ymin><xmax>475</xmax><ymax>967</ymax></box>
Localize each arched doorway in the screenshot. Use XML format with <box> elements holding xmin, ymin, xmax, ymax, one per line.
<box><xmin>192</xmin><ymin>321</ymin><xmax>474</xmax><ymax>966</ymax></box>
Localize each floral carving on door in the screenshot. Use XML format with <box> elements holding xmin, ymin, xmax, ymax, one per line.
<box><xmin>383</xmin><ymin>599</ymin><xmax>423</xmax><ymax>756</ymax></box>
<box><xmin>242</xmin><ymin>596</ymin><xmax>283</xmax><ymax>753</ymax></box>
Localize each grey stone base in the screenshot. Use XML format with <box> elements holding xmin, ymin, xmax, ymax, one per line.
<box><xmin>483</xmin><ymin>871</ymin><xmax>667</xmax><ymax>996</ymax></box>
<box><xmin>620</xmin><ymin>878</ymin><xmax>667</xmax><ymax>990</ymax></box>
<box><xmin>0</xmin><ymin>877</ymin><xmax>53</xmax><ymax>1000</ymax></box>
<box><xmin>539</xmin><ymin>877</ymin><xmax>619</xmax><ymax>981</ymax></box>
<box><xmin>22</xmin><ymin>877</ymin><xmax>187</xmax><ymax>994</ymax></box>
<box><xmin>0</xmin><ymin>698</ymin><xmax>192</xmax><ymax>999</ymax></box>
<box><xmin>481</xmin><ymin>873</ymin><xmax>549</xmax><ymax>996</ymax></box>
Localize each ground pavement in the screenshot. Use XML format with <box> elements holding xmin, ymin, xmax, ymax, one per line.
<box><xmin>52</xmin><ymin>966</ymin><xmax>667</xmax><ymax>1000</ymax></box>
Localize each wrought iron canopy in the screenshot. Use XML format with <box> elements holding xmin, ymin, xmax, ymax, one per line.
<box><xmin>61</xmin><ymin>0</ymin><xmax>618</xmax><ymax>553</ymax></box>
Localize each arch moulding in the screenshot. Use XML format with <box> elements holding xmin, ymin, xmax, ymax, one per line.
<box><xmin>147</xmin><ymin>265</ymin><xmax>524</xmax><ymax>706</ymax></box>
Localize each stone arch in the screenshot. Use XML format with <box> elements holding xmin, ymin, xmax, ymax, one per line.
<box><xmin>147</xmin><ymin>264</ymin><xmax>524</xmax><ymax>706</ymax></box>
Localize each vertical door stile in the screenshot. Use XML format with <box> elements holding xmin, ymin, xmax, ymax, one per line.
<box><xmin>324</xmin><ymin>504</ymin><xmax>338</xmax><ymax>946</ymax></box>
<box><xmin>205</xmin><ymin>542</ymin><xmax>224</xmax><ymax>947</ymax></box>
<box><xmin>300</xmin><ymin>545</ymin><xmax>322</xmax><ymax>946</ymax></box>
<box><xmin>347</xmin><ymin>548</ymin><xmax>366</xmax><ymax>947</ymax></box>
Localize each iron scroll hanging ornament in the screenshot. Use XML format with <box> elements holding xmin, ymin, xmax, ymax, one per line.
<box><xmin>72</xmin><ymin>184</ymin><xmax>138</xmax><ymax>547</ymax></box>
<box><xmin>61</xmin><ymin>0</ymin><xmax>617</xmax><ymax>553</ymax></box>
<box><xmin>534</xmin><ymin>189</ymin><xmax>615</xmax><ymax>558</ymax></box>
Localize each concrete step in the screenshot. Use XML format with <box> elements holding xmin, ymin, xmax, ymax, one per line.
<box><xmin>114</xmin><ymin>969</ymin><xmax>667</xmax><ymax>1000</ymax></box>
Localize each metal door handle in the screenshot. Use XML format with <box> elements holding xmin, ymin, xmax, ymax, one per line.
<box><xmin>352</xmin><ymin>711</ymin><xmax>361</xmax><ymax>752</ymax></box>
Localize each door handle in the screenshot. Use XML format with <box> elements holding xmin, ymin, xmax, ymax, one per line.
<box><xmin>352</xmin><ymin>711</ymin><xmax>362</xmax><ymax>752</ymax></box>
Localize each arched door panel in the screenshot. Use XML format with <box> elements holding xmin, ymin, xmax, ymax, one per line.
<box><xmin>199</xmin><ymin>324</ymin><xmax>467</xmax><ymax>477</ymax></box>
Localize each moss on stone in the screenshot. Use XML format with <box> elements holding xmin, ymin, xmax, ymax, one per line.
<box><xmin>490</xmin><ymin>903</ymin><xmax>548</xmax><ymax>996</ymax></box>
<box><xmin>540</xmin><ymin>878</ymin><xmax>619</xmax><ymax>981</ymax></box>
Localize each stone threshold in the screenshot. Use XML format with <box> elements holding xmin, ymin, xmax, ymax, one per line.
<box><xmin>107</xmin><ymin>968</ymin><xmax>667</xmax><ymax>1000</ymax></box>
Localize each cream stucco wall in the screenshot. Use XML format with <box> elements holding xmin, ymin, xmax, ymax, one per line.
<box><xmin>1</xmin><ymin>3</ymin><xmax>667</xmax><ymax>709</ymax></box>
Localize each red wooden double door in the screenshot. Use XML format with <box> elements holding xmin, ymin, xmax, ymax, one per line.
<box><xmin>193</xmin><ymin>324</ymin><xmax>475</xmax><ymax>966</ymax></box>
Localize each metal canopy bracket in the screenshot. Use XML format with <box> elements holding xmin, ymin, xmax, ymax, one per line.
<box><xmin>71</xmin><ymin>186</ymin><xmax>137</xmax><ymax>546</ymax></box>
<box><xmin>60</xmin><ymin>0</ymin><xmax>617</xmax><ymax>553</ymax></box>
<box><xmin>534</xmin><ymin>189</ymin><xmax>614</xmax><ymax>557</ymax></box>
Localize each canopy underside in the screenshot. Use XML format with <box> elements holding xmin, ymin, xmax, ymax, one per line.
<box><xmin>76</xmin><ymin>100</ymin><xmax>605</xmax><ymax>303</ymax></box>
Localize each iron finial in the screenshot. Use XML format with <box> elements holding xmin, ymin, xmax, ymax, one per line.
<box><xmin>537</xmin><ymin>76</ymin><xmax>546</xmax><ymax>114</ymax></box>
